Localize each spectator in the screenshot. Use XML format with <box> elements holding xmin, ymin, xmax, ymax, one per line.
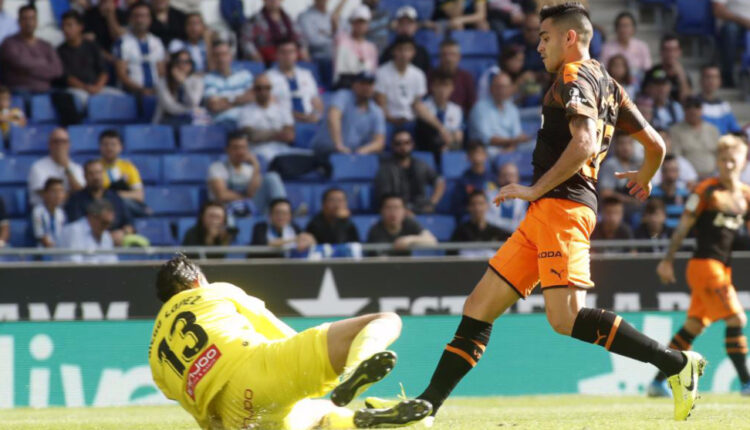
<box><xmin>65</xmin><ymin>160</ymin><xmax>134</xmax><ymax>246</ymax></box>
<box><xmin>83</xmin><ymin>0</ymin><xmax>127</xmax><ymax>57</ymax></box>
<box><xmin>155</xmin><ymin>49</ymin><xmax>205</xmax><ymax>125</ymax></box>
<box><xmin>0</xmin><ymin>194</ymin><xmax>8</xmax><ymax>248</ymax></box>
<box><xmin>487</xmin><ymin>0</ymin><xmax>525</xmax><ymax>34</ymax></box>
<box><xmin>643</xmin><ymin>67</ymin><xmax>684</xmax><ymax>130</ymax></box>
<box><xmin>28</xmin><ymin>128</ymin><xmax>85</xmax><ymax>206</ymax></box>
<box><xmin>240</xmin><ymin>0</ymin><xmax>309</xmax><ymax>64</ymax></box>
<box><xmin>203</xmin><ymin>40</ymin><xmax>255</xmax><ymax>128</ymax></box>
<box><xmin>380</xmin><ymin>6</ymin><xmax>431</xmax><ymax>73</ymax></box>
<box><xmin>0</xmin><ymin>85</ymin><xmax>26</xmax><ymax>140</ymax></box>
<box><xmin>453</xmin><ymin>142</ymin><xmax>493</xmax><ymax>214</ymax></box>
<box><xmin>712</xmin><ymin>0</ymin><xmax>750</xmax><ymax>87</ymax></box>
<box><xmin>362</xmin><ymin>0</ymin><xmax>390</xmax><ymax>53</ymax></box>
<box><xmin>58</xmin><ymin>11</ymin><xmax>121</xmax><ymax>111</ymax></box>
<box><xmin>601</xmin><ymin>12</ymin><xmax>652</xmax><ymax>77</ymax></box>
<box><xmin>591</xmin><ymin>197</ymin><xmax>634</xmax><ymax>253</ymax></box>
<box><xmin>0</xmin><ymin>0</ymin><xmax>19</xmax><ymax>46</ymax></box>
<box><xmin>367</xmin><ymin>194</ymin><xmax>437</xmax><ymax>256</ymax></box>
<box><xmin>669</xmin><ymin>96</ymin><xmax>721</xmax><ymax>178</ymax></box>
<box><xmin>651</xmin><ymin>129</ymin><xmax>698</xmax><ymax>188</ymax></box>
<box><xmin>651</xmin><ymin>155</ymin><xmax>691</xmax><ymax>226</ymax></box>
<box><xmin>634</xmin><ymin>199</ymin><xmax>673</xmax><ymax>253</ymax></box>
<box><xmin>207</xmin><ymin>131</ymin><xmax>287</xmax><ymax>217</ymax></box>
<box><xmin>31</xmin><ymin>178</ymin><xmax>67</xmax><ymax>248</ymax></box>
<box><xmin>429</xmin><ymin>39</ymin><xmax>477</xmax><ymax>114</ymax></box>
<box><xmin>250</xmin><ymin>198</ymin><xmax>306</xmax><ymax>251</ymax></box>
<box><xmin>114</xmin><ymin>2</ymin><xmax>167</xmax><ymax>96</ymax></box>
<box><xmin>182</xmin><ymin>202</ymin><xmax>237</xmax><ymax>258</ymax></box>
<box><xmin>305</xmin><ymin>188</ymin><xmax>359</xmax><ymax>244</ymax></box>
<box><xmin>58</xmin><ymin>200</ymin><xmax>118</xmax><ymax>263</ymax></box>
<box><xmin>698</xmin><ymin>64</ymin><xmax>742</xmax><ymax>135</ymax></box>
<box><xmin>297</xmin><ymin>0</ymin><xmax>348</xmax><ymax>62</ymax></box>
<box><xmin>238</xmin><ymin>74</ymin><xmax>308</xmax><ymax>162</ymax></box>
<box><xmin>333</xmin><ymin>5</ymin><xmax>378</xmax><ymax>87</ymax></box>
<box><xmin>311</xmin><ymin>71</ymin><xmax>386</xmax><ymax>155</ymax></box>
<box><xmin>374</xmin><ymin>130</ymin><xmax>446</xmax><ymax>214</ymax></box>
<box><xmin>479</xmin><ymin>44</ymin><xmax>542</xmax><ymax>107</ymax></box>
<box><xmin>168</xmin><ymin>13</ymin><xmax>211</xmax><ymax>72</ymax></box>
<box><xmin>451</xmin><ymin>191</ymin><xmax>509</xmax><ymax>257</ymax></box>
<box><xmin>267</xmin><ymin>38</ymin><xmax>324</xmax><ymax>123</ymax></box>
<box><xmin>98</xmin><ymin>129</ymin><xmax>147</xmax><ymax>215</ymax></box>
<box><xmin>485</xmin><ymin>162</ymin><xmax>527</xmax><ymax>234</ymax></box>
<box><xmin>149</xmin><ymin>0</ymin><xmax>187</xmax><ymax>47</ymax></box>
<box><xmin>433</xmin><ymin>0</ymin><xmax>489</xmax><ymax>30</ymax></box>
<box><xmin>606</xmin><ymin>54</ymin><xmax>638</xmax><ymax>98</ymax></box>
<box><xmin>469</xmin><ymin>72</ymin><xmax>528</xmax><ymax>155</ymax></box>
<box><xmin>642</xmin><ymin>35</ymin><xmax>691</xmax><ymax>102</ymax></box>
<box><xmin>599</xmin><ymin>134</ymin><xmax>643</xmax><ymax>212</ymax></box>
<box><xmin>507</xmin><ymin>13</ymin><xmax>545</xmax><ymax>73</ymax></box>
<box><xmin>0</xmin><ymin>5</ymin><xmax>63</xmax><ymax>94</ymax></box>
<box><xmin>417</xmin><ymin>69</ymin><xmax>464</xmax><ymax>155</ymax></box>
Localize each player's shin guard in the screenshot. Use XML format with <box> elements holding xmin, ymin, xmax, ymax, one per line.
<box><xmin>571</xmin><ymin>308</ymin><xmax>686</xmax><ymax>376</ymax></box>
<box><xmin>343</xmin><ymin>317</ymin><xmax>401</xmax><ymax>378</ymax></box>
<box><xmin>417</xmin><ymin>315</ymin><xmax>492</xmax><ymax>415</ymax></box>
<box><xmin>725</xmin><ymin>326</ymin><xmax>750</xmax><ymax>384</ymax></box>
<box><xmin>654</xmin><ymin>326</ymin><xmax>697</xmax><ymax>382</ymax></box>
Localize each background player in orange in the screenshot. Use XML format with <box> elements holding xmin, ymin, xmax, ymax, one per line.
<box><xmin>650</xmin><ymin>135</ymin><xmax>750</xmax><ymax>397</ymax></box>
<box><xmin>382</xmin><ymin>2</ymin><xmax>705</xmax><ymax>424</ymax></box>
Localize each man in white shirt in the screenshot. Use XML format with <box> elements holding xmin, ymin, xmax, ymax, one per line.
<box><xmin>113</xmin><ymin>2</ymin><xmax>166</xmax><ymax>95</ymax></box>
<box><xmin>267</xmin><ymin>38</ymin><xmax>324</xmax><ymax>123</ymax></box>
<box><xmin>238</xmin><ymin>74</ymin><xmax>309</xmax><ymax>163</ymax></box>
<box><xmin>0</xmin><ymin>0</ymin><xmax>19</xmax><ymax>45</ymax></box>
<box><xmin>168</xmin><ymin>13</ymin><xmax>210</xmax><ymax>72</ymax></box>
<box><xmin>204</xmin><ymin>40</ymin><xmax>255</xmax><ymax>127</ymax></box>
<box><xmin>58</xmin><ymin>199</ymin><xmax>118</xmax><ymax>264</ymax></box>
<box><xmin>712</xmin><ymin>0</ymin><xmax>750</xmax><ymax>86</ymax></box>
<box><xmin>28</xmin><ymin>128</ymin><xmax>85</xmax><ymax>206</ymax></box>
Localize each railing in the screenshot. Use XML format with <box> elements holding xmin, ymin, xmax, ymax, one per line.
<box><xmin>0</xmin><ymin>239</ymin><xmax>717</xmax><ymax>263</ymax></box>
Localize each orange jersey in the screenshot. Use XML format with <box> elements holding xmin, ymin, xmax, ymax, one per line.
<box><xmin>533</xmin><ymin>59</ymin><xmax>649</xmax><ymax>212</ymax></box>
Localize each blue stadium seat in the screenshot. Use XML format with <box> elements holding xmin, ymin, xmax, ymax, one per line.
<box><xmin>351</xmin><ymin>215</ymin><xmax>379</xmax><ymax>240</ymax></box>
<box><xmin>501</xmin><ymin>29</ymin><xmax>521</xmax><ymax>44</ymax></box>
<box><xmin>30</xmin><ymin>94</ymin><xmax>57</xmax><ymax>123</ymax></box>
<box><xmin>460</xmin><ymin>57</ymin><xmax>497</xmax><ymax>82</ymax></box>
<box><xmin>589</xmin><ymin>27</ymin><xmax>604</xmax><ymax>59</ymax></box>
<box><xmin>285</xmin><ymin>183</ymin><xmax>315</xmax><ymax>214</ymax></box>
<box><xmin>88</xmin><ymin>94</ymin><xmax>138</xmax><ymax>123</ymax></box>
<box><xmin>416</xmin><ymin>215</ymin><xmax>456</xmax><ymax>241</ymax></box>
<box><xmin>0</xmin><ymin>156</ymin><xmax>35</xmax><ymax>185</ymax></box>
<box><xmin>145</xmin><ymin>186</ymin><xmax>200</xmax><ymax>216</ymax></box>
<box><xmin>675</xmin><ymin>0</ymin><xmax>714</xmax><ymax>36</ymax></box>
<box><xmin>435</xmin><ymin>180</ymin><xmax>457</xmax><ymax>214</ymax></box>
<box><xmin>134</xmin><ymin>217</ymin><xmax>176</xmax><ymax>246</ymax></box>
<box><xmin>10</xmin><ymin>95</ymin><xmax>24</xmax><ymax>111</ymax></box>
<box><xmin>234</xmin><ymin>216</ymin><xmax>261</xmax><ymax>245</ymax></box>
<box><xmin>179</xmin><ymin>125</ymin><xmax>227</xmax><ymax>152</ymax></box>
<box><xmin>163</xmin><ymin>154</ymin><xmax>217</xmax><ymax>184</ymax></box>
<box><xmin>330</xmin><ymin>154</ymin><xmax>379</xmax><ymax>181</ymax></box>
<box><xmin>9</xmin><ymin>125</ymin><xmax>55</xmax><ymax>154</ymax></box>
<box><xmin>293</xmin><ymin>122</ymin><xmax>320</xmax><ymax>149</ymax></box>
<box><xmin>414</xmin><ymin>29</ymin><xmax>441</xmax><ymax>56</ymax></box>
<box><xmin>128</xmin><ymin>154</ymin><xmax>162</xmax><ymax>184</ymax></box>
<box><xmin>380</xmin><ymin>0</ymin><xmax>434</xmax><ymax>20</ymax></box>
<box><xmin>232</xmin><ymin>61</ymin><xmax>265</xmax><ymax>76</ymax></box>
<box><xmin>176</xmin><ymin>217</ymin><xmax>195</xmax><ymax>243</ymax></box>
<box><xmin>50</xmin><ymin>0</ymin><xmax>71</xmax><ymax>24</ymax></box>
<box><xmin>451</xmin><ymin>31</ymin><xmax>499</xmax><ymax>57</ymax></box>
<box><xmin>124</xmin><ymin>125</ymin><xmax>176</xmax><ymax>153</ymax></box>
<box><xmin>413</xmin><ymin>151</ymin><xmax>437</xmax><ymax>172</ymax></box>
<box><xmin>9</xmin><ymin>219</ymin><xmax>31</xmax><ymax>247</ymax></box>
<box><xmin>68</xmin><ymin>125</ymin><xmax>119</xmax><ymax>154</ymax></box>
<box><xmin>441</xmin><ymin>151</ymin><xmax>470</xmax><ymax>179</ymax></box>
<box><xmin>0</xmin><ymin>188</ymin><xmax>26</xmax><ymax>217</ymax></box>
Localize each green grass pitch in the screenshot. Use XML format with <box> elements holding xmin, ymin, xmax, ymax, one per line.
<box><xmin>1</xmin><ymin>395</ymin><xmax>749</xmax><ymax>429</ymax></box>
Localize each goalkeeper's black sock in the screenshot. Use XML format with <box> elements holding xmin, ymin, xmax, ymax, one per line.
<box><xmin>654</xmin><ymin>326</ymin><xmax>697</xmax><ymax>382</ymax></box>
<box><xmin>571</xmin><ymin>308</ymin><xmax>687</xmax><ymax>377</ymax></box>
<box><xmin>417</xmin><ymin>315</ymin><xmax>492</xmax><ymax>415</ymax></box>
<box><xmin>725</xmin><ymin>326</ymin><xmax>750</xmax><ymax>384</ymax></box>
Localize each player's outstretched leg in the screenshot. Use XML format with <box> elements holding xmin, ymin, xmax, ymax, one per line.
<box><xmin>648</xmin><ymin>319</ymin><xmax>703</xmax><ymax>398</ymax></box>
<box><xmin>724</xmin><ymin>313</ymin><xmax>750</xmax><ymax>395</ymax></box>
<box><xmin>543</xmin><ymin>288</ymin><xmax>706</xmax><ymax>421</ymax></box>
<box><xmin>327</xmin><ymin>313</ymin><xmax>402</xmax><ymax>406</ymax></box>
<box><xmin>416</xmin><ymin>269</ymin><xmax>519</xmax><ymax>420</ymax></box>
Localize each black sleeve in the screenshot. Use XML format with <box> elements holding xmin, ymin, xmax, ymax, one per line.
<box><xmin>181</xmin><ymin>226</ymin><xmax>201</xmax><ymax>245</ymax></box>
<box><xmin>424</xmin><ymin>164</ymin><xmax>439</xmax><ymax>187</ymax></box>
<box><xmin>0</xmin><ymin>197</ymin><xmax>6</xmax><ymax>222</ymax></box>
<box><xmin>450</xmin><ymin>223</ymin><xmax>466</xmax><ymax>242</ymax></box>
<box><xmin>404</xmin><ymin>218</ymin><xmax>424</xmax><ymax>235</ymax></box>
<box><xmin>250</xmin><ymin>223</ymin><xmax>267</xmax><ymax>245</ymax></box>
<box><xmin>367</xmin><ymin>224</ymin><xmax>383</xmax><ymax>243</ymax></box>
<box><xmin>292</xmin><ymin>223</ymin><xmax>301</xmax><ymax>234</ymax></box>
<box><xmin>347</xmin><ymin>221</ymin><xmax>360</xmax><ymax>242</ymax></box>
<box><xmin>92</xmin><ymin>42</ymin><xmax>107</xmax><ymax>76</ymax></box>
<box><xmin>379</xmin><ymin>44</ymin><xmax>393</xmax><ymax>66</ymax></box>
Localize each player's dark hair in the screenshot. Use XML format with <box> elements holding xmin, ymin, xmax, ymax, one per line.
<box><xmin>61</xmin><ymin>10</ymin><xmax>84</xmax><ymax>25</ymax></box>
<box><xmin>43</xmin><ymin>177</ymin><xmax>64</xmax><ymax>191</ymax></box>
<box><xmin>155</xmin><ymin>253</ymin><xmax>204</xmax><ymax>302</ymax></box>
<box><xmin>613</xmin><ymin>11</ymin><xmax>636</xmax><ymax>29</ymax></box>
<box><xmin>269</xmin><ymin>198</ymin><xmax>292</xmax><ymax>211</ymax></box>
<box><xmin>98</xmin><ymin>129</ymin><xmax>122</xmax><ymax>144</ymax></box>
<box><xmin>644</xmin><ymin>198</ymin><xmax>666</xmax><ymax>215</ymax></box>
<box><xmin>379</xmin><ymin>193</ymin><xmax>404</xmax><ymax>210</ymax></box>
<box><xmin>601</xmin><ymin>196</ymin><xmax>623</xmax><ymax>208</ymax></box>
<box><xmin>226</xmin><ymin>130</ymin><xmax>248</xmax><ymax>147</ymax></box>
<box><xmin>19</xmin><ymin>4</ymin><xmax>37</xmax><ymax>16</ymax></box>
<box><xmin>322</xmin><ymin>187</ymin><xmax>346</xmax><ymax>203</ymax></box>
<box><xmin>539</xmin><ymin>2</ymin><xmax>592</xmax><ymax>44</ymax></box>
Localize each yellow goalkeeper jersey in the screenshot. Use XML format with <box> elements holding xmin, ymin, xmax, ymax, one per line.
<box><xmin>148</xmin><ymin>282</ymin><xmax>296</xmax><ymax>428</ymax></box>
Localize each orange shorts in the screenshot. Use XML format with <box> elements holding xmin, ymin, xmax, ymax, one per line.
<box><xmin>489</xmin><ymin>198</ymin><xmax>597</xmax><ymax>298</ymax></box>
<box><xmin>686</xmin><ymin>258</ymin><xmax>744</xmax><ymax>326</ymax></box>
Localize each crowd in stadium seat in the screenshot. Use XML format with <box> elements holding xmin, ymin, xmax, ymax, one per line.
<box><xmin>0</xmin><ymin>0</ymin><xmax>749</xmax><ymax>261</ymax></box>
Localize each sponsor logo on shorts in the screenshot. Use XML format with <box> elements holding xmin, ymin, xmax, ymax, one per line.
<box><xmin>186</xmin><ymin>344</ymin><xmax>221</xmax><ymax>400</ymax></box>
<box><xmin>241</xmin><ymin>388</ymin><xmax>257</xmax><ymax>429</ymax></box>
<box><xmin>538</xmin><ymin>251</ymin><xmax>562</xmax><ymax>259</ymax></box>
<box><xmin>550</xmin><ymin>268</ymin><xmax>565</xmax><ymax>280</ymax></box>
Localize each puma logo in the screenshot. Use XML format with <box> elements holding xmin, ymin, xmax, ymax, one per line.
<box><xmin>595</xmin><ymin>330</ymin><xmax>608</xmax><ymax>345</ymax></box>
<box><xmin>550</xmin><ymin>268</ymin><xmax>565</xmax><ymax>280</ymax></box>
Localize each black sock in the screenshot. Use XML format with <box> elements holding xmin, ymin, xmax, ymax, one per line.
<box><xmin>725</xmin><ymin>326</ymin><xmax>750</xmax><ymax>384</ymax></box>
<box><xmin>571</xmin><ymin>308</ymin><xmax>687</xmax><ymax>377</ymax></box>
<box><xmin>417</xmin><ymin>315</ymin><xmax>492</xmax><ymax>415</ymax></box>
<box><xmin>654</xmin><ymin>326</ymin><xmax>697</xmax><ymax>382</ymax></box>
